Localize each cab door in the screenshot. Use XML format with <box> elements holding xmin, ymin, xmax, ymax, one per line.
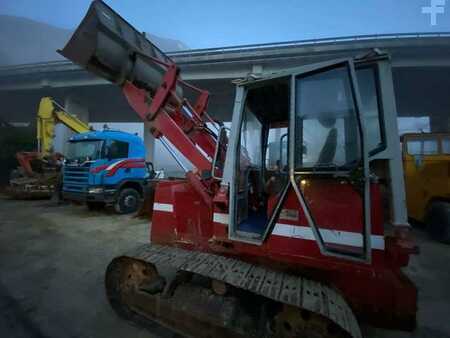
<box><xmin>289</xmin><ymin>59</ymin><xmax>372</xmax><ymax>262</ymax></box>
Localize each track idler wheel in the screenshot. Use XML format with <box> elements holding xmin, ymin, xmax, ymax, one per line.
<box><xmin>105</xmin><ymin>256</ymin><xmax>159</xmax><ymax>320</ymax></box>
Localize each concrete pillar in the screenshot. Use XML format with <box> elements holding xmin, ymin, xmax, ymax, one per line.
<box><xmin>143</xmin><ymin>122</ymin><xmax>155</xmax><ymax>163</ymax></box>
<box><xmin>53</xmin><ymin>96</ymin><xmax>89</xmax><ymax>154</ymax></box>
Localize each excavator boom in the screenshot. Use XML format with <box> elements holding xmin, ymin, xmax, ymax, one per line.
<box><xmin>37</xmin><ymin>97</ymin><xmax>90</xmax><ymax>157</ymax></box>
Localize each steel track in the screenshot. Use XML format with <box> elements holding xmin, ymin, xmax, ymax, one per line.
<box><xmin>107</xmin><ymin>244</ymin><xmax>362</xmax><ymax>338</ymax></box>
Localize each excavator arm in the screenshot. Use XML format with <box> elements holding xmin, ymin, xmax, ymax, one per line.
<box><xmin>17</xmin><ymin>97</ymin><xmax>90</xmax><ymax>177</ymax></box>
<box><xmin>37</xmin><ymin>97</ymin><xmax>90</xmax><ymax>157</ymax></box>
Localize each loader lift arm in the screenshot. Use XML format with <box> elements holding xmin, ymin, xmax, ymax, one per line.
<box><xmin>122</xmin><ymin>68</ymin><xmax>218</xmax><ymax>175</ymax></box>
<box><xmin>59</xmin><ymin>0</ymin><xmax>221</xmax><ymax>203</ymax></box>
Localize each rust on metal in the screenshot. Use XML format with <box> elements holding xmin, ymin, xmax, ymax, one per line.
<box><xmin>105</xmin><ymin>244</ymin><xmax>361</xmax><ymax>338</ymax></box>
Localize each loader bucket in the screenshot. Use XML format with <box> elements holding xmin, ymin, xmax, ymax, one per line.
<box><xmin>58</xmin><ymin>0</ymin><xmax>174</xmax><ymax>93</ymax></box>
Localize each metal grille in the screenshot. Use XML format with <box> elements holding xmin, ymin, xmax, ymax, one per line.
<box><xmin>63</xmin><ymin>165</ymin><xmax>90</xmax><ymax>192</ymax></box>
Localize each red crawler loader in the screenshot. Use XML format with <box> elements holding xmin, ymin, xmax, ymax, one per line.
<box><xmin>60</xmin><ymin>1</ymin><xmax>417</xmax><ymax>337</ymax></box>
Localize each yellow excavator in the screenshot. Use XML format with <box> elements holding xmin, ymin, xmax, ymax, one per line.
<box><xmin>402</xmin><ymin>132</ymin><xmax>450</xmax><ymax>243</ymax></box>
<box><xmin>9</xmin><ymin>97</ymin><xmax>91</xmax><ymax>199</ymax></box>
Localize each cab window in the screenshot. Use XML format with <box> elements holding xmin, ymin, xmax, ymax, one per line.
<box><xmin>108</xmin><ymin>140</ymin><xmax>129</xmax><ymax>159</ymax></box>
<box><xmin>407</xmin><ymin>138</ymin><xmax>438</xmax><ymax>155</ymax></box>
<box><xmin>295</xmin><ymin>65</ymin><xmax>360</xmax><ymax>170</ymax></box>
<box><xmin>266</xmin><ymin>125</ymin><xmax>287</xmax><ymax>171</ymax></box>
<box><xmin>442</xmin><ymin>137</ymin><xmax>450</xmax><ymax>154</ymax></box>
<box><xmin>356</xmin><ymin>66</ymin><xmax>384</xmax><ymax>155</ymax></box>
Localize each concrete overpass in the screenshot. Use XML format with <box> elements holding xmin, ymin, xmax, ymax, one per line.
<box><xmin>1</xmin><ymin>32</ymin><xmax>450</xmax><ymax>130</ymax></box>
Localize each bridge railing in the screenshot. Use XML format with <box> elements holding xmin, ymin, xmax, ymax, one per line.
<box><xmin>169</xmin><ymin>31</ymin><xmax>450</xmax><ymax>56</ymax></box>
<box><xmin>1</xmin><ymin>31</ymin><xmax>450</xmax><ymax>73</ymax></box>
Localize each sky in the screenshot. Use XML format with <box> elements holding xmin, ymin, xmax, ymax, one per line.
<box><xmin>1</xmin><ymin>0</ymin><xmax>450</xmax><ymax>49</ymax></box>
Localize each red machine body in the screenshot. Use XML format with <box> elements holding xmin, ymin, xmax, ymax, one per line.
<box><xmin>149</xmin><ymin>179</ymin><xmax>415</xmax><ymax>328</ymax></box>
<box><xmin>122</xmin><ymin>69</ymin><xmax>417</xmax><ymax>328</ymax></box>
<box><xmin>16</xmin><ymin>152</ymin><xmax>42</xmax><ymax>177</ymax></box>
<box><xmin>15</xmin><ymin>151</ymin><xmax>63</xmax><ymax>177</ymax></box>
<box><xmin>59</xmin><ymin>1</ymin><xmax>417</xmax><ymax>332</ymax></box>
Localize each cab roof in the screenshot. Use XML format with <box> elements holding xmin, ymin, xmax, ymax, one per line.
<box><xmin>401</xmin><ymin>132</ymin><xmax>450</xmax><ymax>141</ymax></box>
<box><xmin>69</xmin><ymin>129</ymin><xmax>142</xmax><ymax>143</ymax></box>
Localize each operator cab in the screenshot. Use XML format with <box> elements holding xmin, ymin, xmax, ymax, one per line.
<box><xmin>218</xmin><ymin>52</ymin><xmax>406</xmax><ymax>262</ymax></box>
<box><xmin>231</xmin><ymin>62</ymin><xmax>366</xmax><ymax>245</ymax></box>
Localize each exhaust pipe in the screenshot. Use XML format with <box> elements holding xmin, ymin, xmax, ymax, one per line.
<box><xmin>58</xmin><ymin>0</ymin><xmax>182</xmax><ymax>96</ymax></box>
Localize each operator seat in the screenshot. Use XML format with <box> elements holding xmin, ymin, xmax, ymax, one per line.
<box><xmin>317</xmin><ymin>128</ymin><xmax>337</xmax><ymax>165</ymax></box>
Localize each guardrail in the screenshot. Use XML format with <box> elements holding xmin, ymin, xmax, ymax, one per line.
<box><xmin>0</xmin><ymin>61</ymin><xmax>77</xmax><ymax>73</ymax></box>
<box><xmin>168</xmin><ymin>31</ymin><xmax>450</xmax><ymax>56</ymax></box>
<box><xmin>1</xmin><ymin>31</ymin><xmax>449</xmax><ymax>72</ymax></box>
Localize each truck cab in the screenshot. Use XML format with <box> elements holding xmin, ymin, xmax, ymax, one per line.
<box><xmin>62</xmin><ymin>129</ymin><xmax>151</xmax><ymax>213</ymax></box>
<box><xmin>402</xmin><ymin>132</ymin><xmax>450</xmax><ymax>242</ymax></box>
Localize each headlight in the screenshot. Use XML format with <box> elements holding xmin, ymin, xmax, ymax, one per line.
<box><xmin>88</xmin><ymin>187</ymin><xmax>104</xmax><ymax>194</ymax></box>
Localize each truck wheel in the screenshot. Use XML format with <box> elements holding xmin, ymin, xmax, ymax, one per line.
<box><xmin>87</xmin><ymin>201</ymin><xmax>105</xmax><ymax>211</ymax></box>
<box><xmin>115</xmin><ymin>188</ymin><xmax>141</xmax><ymax>214</ymax></box>
<box><xmin>426</xmin><ymin>201</ymin><xmax>450</xmax><ymax>244</ymax></box>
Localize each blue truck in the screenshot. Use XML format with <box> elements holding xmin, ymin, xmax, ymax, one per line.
<box><xmin>62</xmin><ymin>129</ymin><xmax>153</xmax><ymax>213</ymax></box>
